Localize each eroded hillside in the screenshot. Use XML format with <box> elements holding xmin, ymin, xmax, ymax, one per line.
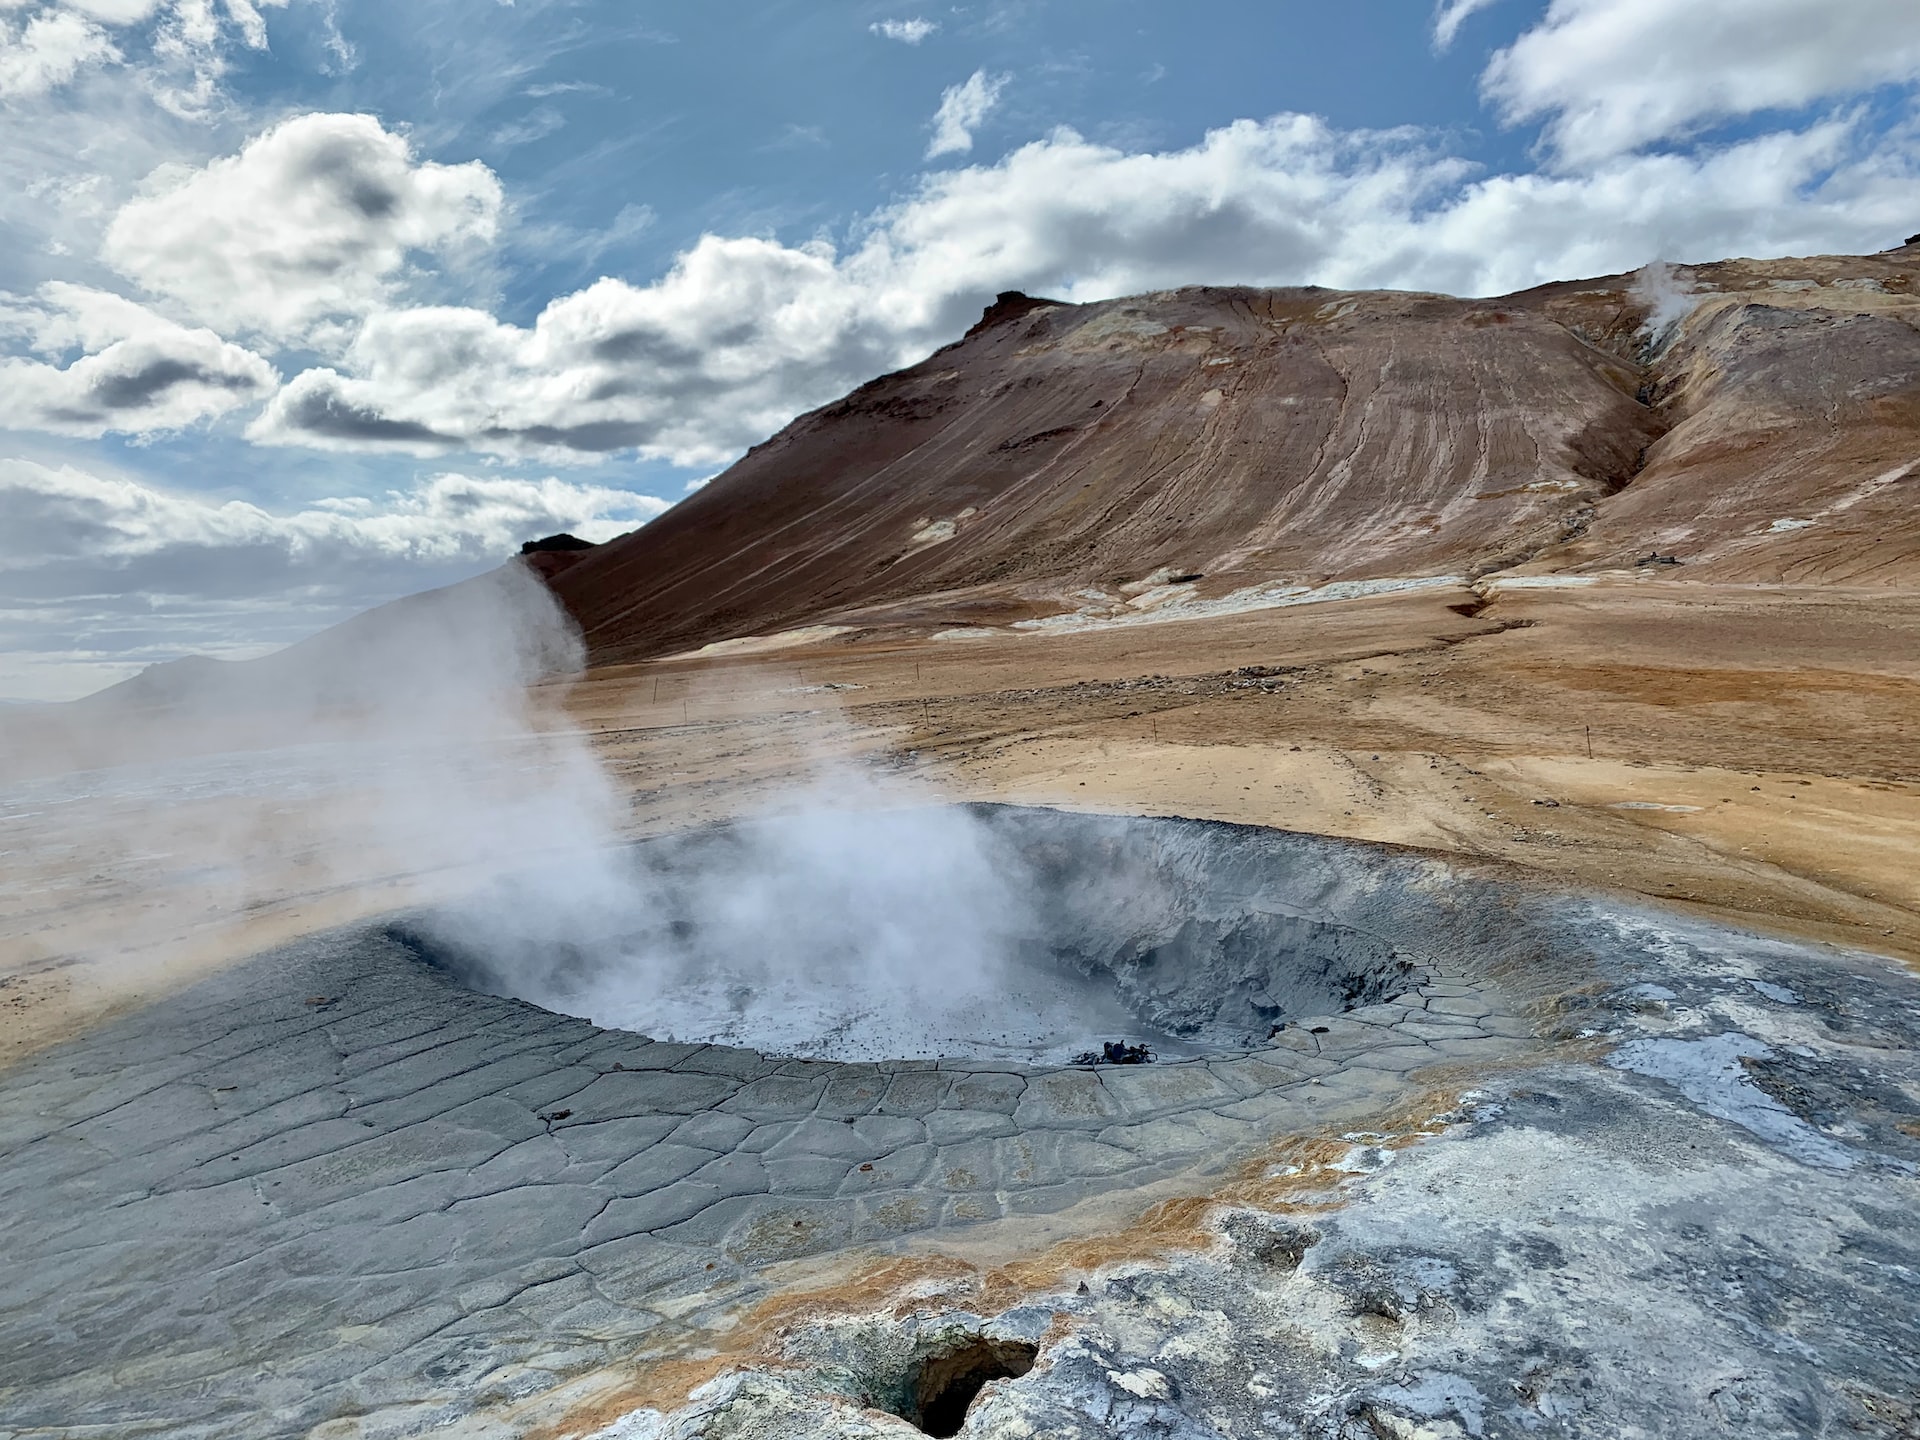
<box><xmin>554</xmin><ymin>243</ymin><xmax>1920</xmax><ymax>664</ymax></box>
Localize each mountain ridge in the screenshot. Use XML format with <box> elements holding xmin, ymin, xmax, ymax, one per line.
<box><xmin>550</xmin><ymin>242</ymin><xmax>1920</xmax><ymax>666</ymax></box>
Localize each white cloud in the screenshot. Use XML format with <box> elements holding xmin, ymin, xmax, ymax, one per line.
<box><xmin>524</xmin><ymin>80</ymin><xmax>608</xmax><ymax>98</ymax></box>
<box><xmin>0</xmin><ymin>458</ymin><xmax>668</xmax><ymax>696</ymax></box>
<box><xmin>33</xmin><ymin>2</ymin><xmax>1920</xmax><ymax>474</ymax></box>
<box><xmin>1433</xmin><ymin>0</ymin><xmax>1499</xmax><ymax>50</ymax></box>
<box><xmin>0</xmin><ymin>282</ymin><xmax>276</xmax><ymax>436</ymax></box>
<box><xmin>871</xmin><ymin>17</ymin><xmax>937</xmax><ymax>44</ymax></box>
<box><xmin>103</xmin><ymin>112</ymin><xmax>503</xmax><ymax>341</ymax></box>
<box><xmin>0</xmin><ymin>460</ymin><xmax>664</xmax><ymax>569</ymax></box>
<box><xmin>1485</xmin><ymin>0</ymin><xmax>1920</xmax><ymax>163</ymax></box>
<box><xmin>490</xmin><ymin>104</ymin><xmax>565</xmax><ymax>149</ymax></box>
<box><xmin>874</xmin><ymin>111</ymin><xmax>1917</xmax><ymax>301</ymax></box>
<box><xmin>927</xmin><ymin>69</ymin><xmax>1006</xmax><ymax>159</ymax></box>
<box><xmin>244</xmin><ymin>107</ymin><xmax>1918</xmax><ymax>468</ymax></box>
<box><xmin>148</xmin><ymin>0</ymin><xmax>244</xmax><ymax>115</ymax></box>
<box><xmin>249</xmin><ymin>236</ymin><xmax>908</xmax><ymax>466</ymax></box>
<box><xmin>6</xmin><ymin>10</ymin><xmax>1920</xmax><ymax>695</ymax></box>
<box><xmin>63</xmin><ymin>0</ymin><xmax>167</xmax><ymax>26</ymax></box>
<box><xmin>216</xmin><ymin>0</ymin><xmax>282</xmax><ymax>51</ymax></box>
<box><xmin>0</xmin><ymin>0</ymin><xmax>286</xmax><ymax>114</ymax></box>
<box><xmin>0</xmin><ymin>9</ymin><xmax>117</xmax><ymax>98</ymax></box>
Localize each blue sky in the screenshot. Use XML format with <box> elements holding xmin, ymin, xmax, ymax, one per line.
<box><xmin>2</xmin><ymin>0</ymin><xmax>1917</xmax><ymax>699</ymax></box>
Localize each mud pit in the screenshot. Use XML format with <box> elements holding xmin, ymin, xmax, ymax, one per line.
<box><xmin>4</xmin><ymin>809</ymin><xmax>1917</xmax><ymax>1440</ymax></box>
<box><xmin>406</xmin><ymin>807</ymin><xmax>1425</xmax><ymax>1065</ymax></box>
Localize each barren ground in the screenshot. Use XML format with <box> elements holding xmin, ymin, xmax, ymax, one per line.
<box><xmin>4</xmin><ymin>578</ymin><xmax>1920</xmax><ymax>1439</ymax></box>
<box><xmin>5</xmin><ymin>579</ymin><xmax>1915</xmax><ymax>1072</ymax></box>
<box><xmin>570</xmin><ymin>579</ymin><xmax>1920</xmax><ymax>966</ymax></box>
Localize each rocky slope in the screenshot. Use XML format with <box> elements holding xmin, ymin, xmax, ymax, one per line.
<box><xmin>552</xmin><ymin>242</ymin><xmax>1920</xmax><ymax>665</ymax></box>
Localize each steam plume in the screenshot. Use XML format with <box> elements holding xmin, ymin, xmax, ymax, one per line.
<box><xmin>1632</xmin><ymin>260</ymin><xmax>1701</xmax><ymax>351</ymax></box>
<box><xmin>0</xmin><ymin>564</ymin><xmax>1047</xmax><ymax>1066</ymax></box>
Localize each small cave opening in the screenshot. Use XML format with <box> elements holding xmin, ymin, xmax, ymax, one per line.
<box><xmin>396</xmin><ymin>806</ymin><xmax>1430</xmax><ymax>1065</ymax></box>
<box><xmin>901</xmin><ymin>1336</ymin><xmax>1039</xmax><ymax>1437</ymax></box>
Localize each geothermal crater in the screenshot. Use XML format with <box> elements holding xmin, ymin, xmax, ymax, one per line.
<box><xmin>403</xmin><ymin>806</ymin><xmax>1427</xmax><ymax>1065</ymax></box>
<box><xmin>27</xmin><ymin>804</ymin><xmax>1917</xmax><ymax>1440</ymax></box>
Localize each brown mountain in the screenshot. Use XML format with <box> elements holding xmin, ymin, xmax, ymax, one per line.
<box><xmin>552</xmin><ymin>242</ymin><xmax>1920</xmax><ymax>666</ymax></box>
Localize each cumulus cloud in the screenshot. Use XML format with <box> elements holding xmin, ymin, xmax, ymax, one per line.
<box><xmin>249</xmin><ymin>238</ymin><xmax>912</xmax><ymax>465</ymax></box>
<box><xmin>0</xmin><ymin>0</ymin><xmax>286</xmax><ymax>114</ymax></box>
<box><xmin>147</xmin><ymin>0</ymin><xmax>284</xmax><ymax>116</ymax></box>
<box><xmin>1485</xmin><ymin>0</ymin><xmax>1920</xmax><ymax>163</ymax></box>
<box><xmin>8</xmin><ymin>7</ymin><xmax>1920</xmax><ymax>694</ymax></box>
<box><xmin>103</xmin><ymin>113</ymin><xmax>502</xmax><ymax>341</ymax></box>
<box><xmin>871</xmin><ymin>17</ymin><xmax>937</xmax><ymax>44</ymax></box>
<box><xmin>245</xmin><ymin>109</ymin><xmax>1918</xmax><ymax>467</ymax></box>
<box><xmin>879</xmin><ymin>111</ymin><xmax>1920</xmax><ymax>301</ymax></box>
<box><xmin>927</xmin><ymin>69</ymin><xmax>1006</xmax><ymax>159</ymax></box>
<box><xmin>0</xmin><ymin>283</ymin><xmax>276</xmax><ymax>436</ymax></box>
<box><xmin>30</xmin><ymin>3</ymin><xmax>1920</xmax><ymax>475</ymax></box>
<box><xmin>0</xmin><ymin>8</ymin><xmax>118</xmax><ymax>98</ymax></box>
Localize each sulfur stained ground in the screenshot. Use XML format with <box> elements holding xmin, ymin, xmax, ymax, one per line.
<box><xmin>568</xmin><ymin>578</ymin><xmax>1920</xmax><ymax>969</ymax></box>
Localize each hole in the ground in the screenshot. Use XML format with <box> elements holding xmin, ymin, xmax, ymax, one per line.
<box><xmin>903</xmin><ymin>1336</ymin><xmax>1038</xmax><ymax>1436</ymax></box>
<box><xmin>397</xmin><ymin>806</ymin><xmax>1427</xmax><ymax>1064</ymax></box>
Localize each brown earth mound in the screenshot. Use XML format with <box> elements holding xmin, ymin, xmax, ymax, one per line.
<box><xmin>551</xmin><ymin>244</ymin><xmax>1920</xmax><ymax>665</ymax></box>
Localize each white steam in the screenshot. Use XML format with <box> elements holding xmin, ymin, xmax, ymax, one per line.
<box><xmin>0</xmin><ymin>563</ymin><xmax>626</xmax><ymax>1050</ymax></box>
<box><xmin>0</xmin><ymin>565</ymin><xmax>1076</xmax><ymax>1066</ymax></box>
<box><xmin>1632</xmin><ymin>260</ymin><xmax>1702</xmax><ymax>350</ymax></box>
<box><xmin>419</xmin><ymin>773</ymin><xmax>1075</xmax><ymax>1063</ymax></box>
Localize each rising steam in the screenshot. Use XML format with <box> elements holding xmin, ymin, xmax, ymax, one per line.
<box><xmin>0</xmin><ymin>561</ymin><xmax>1051</xmax><ymax>1063</ymax></box>
<box><xmin>1631</xmin><ymin>260</ymin><xmax>1701</xmax><ymax>351</ymax></box>
<box><xmin>416</xmin><ymin>775</ymin><xmax>1059</xmax><ymax>1062</ymax></box>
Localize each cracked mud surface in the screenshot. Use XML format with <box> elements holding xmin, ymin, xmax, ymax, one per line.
<box><xmin>4</xmin><ymin>810</ymin><xmax>1915</xmax><ymax>1438</ymax></box>
<box><xmin>0</xmin><ymin>811</ymin><xmax>1570</xmax><ymax>1437</ymax></box>
<box><xmin>576</xmin><ymin>909</ymin><xmax>1920</xmax><ymax>1440</ymax></box>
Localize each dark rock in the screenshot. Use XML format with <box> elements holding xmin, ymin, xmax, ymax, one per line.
<box><xmin>519</xmin><ymin>533</ymin><xmax>598</xmax><ymax>555</ymax></box>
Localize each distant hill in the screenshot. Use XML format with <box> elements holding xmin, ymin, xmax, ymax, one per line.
<box><xmin>38</xmin><ymin>241</ymin><xmax>1920</xmax><ymax>734</ymax></box>
<box><xmin>544</xmin><ymin>241</ymin><xmax>1920</xmax><ymax>665</ymax></box>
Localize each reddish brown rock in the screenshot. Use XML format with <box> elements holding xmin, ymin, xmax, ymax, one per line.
<box><xmin>552</xmin><ymin>285</ymin><xmax>1661</xmax><ymax>663</ymax></box>
<box><xmin>552</xmin><ymin>246</ymin><xmax>1920</xmax><ymax>665</ymax></box>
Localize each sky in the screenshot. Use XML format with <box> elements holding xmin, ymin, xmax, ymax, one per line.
<box><xmin>1</xmin><ymin>0</ymin><xmax>1917</xmax><ymax>700</ymax></box>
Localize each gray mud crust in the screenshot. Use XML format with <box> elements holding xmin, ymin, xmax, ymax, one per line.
<box><xmin>406</xmin><ymin>804</ymin><xmax>1453</xmax><ymax>1063</ymax></box>
<box><xmin>1</xmin><ymin>808</ymin><xmax>1914</xmax><ymax>1440</ymax></box>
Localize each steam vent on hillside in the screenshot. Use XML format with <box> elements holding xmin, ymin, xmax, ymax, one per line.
<box><xmin>5</xmin><ymin>241</ymin><xmax>1920</xmax><ymax>1440</ymax></box>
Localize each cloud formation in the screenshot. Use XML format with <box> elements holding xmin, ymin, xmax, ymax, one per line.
<box><xmin>0</xmin><ymin>0</ymin><xmax>287</xmax><ymax>116</ymax></box>
<box><xmin>0</xmin><ymin>9</ymin><xmax>118</xmax><ymax>98</ymax></box>
<box><xmin>870</xmin><ymin>18</ymin><xmax>937</xmax><ymax>45</ymax></box>
<box><xmin>0</xmin><ymin>283</ymin><xmax>276</xmax><ymax>437</ymax></box>
<box><xmin>1432</xmin><ymin>0</ymin><xmax>1500</xmax><ymax>51</ymax></box>
<box><xmin>248</xmin><ymin>236</ymin><xmax>910</xmax><ymax>465</ymax></box>
<box><xmin>490</xmin><ymin>105</ymin><xmax>566</xmax><ymax>150</ymax></box>
<box><xmin>103</xmin><ymin>112</ymin><xmax>502</xmax><ymax>341</ymax></box>
<box><xmin>1484</xmin><ymin>0</ymin><xmax>1920</xmax><ymax>163</ymax></box>
<box><xmin>8</xmin><ymin>7</ymin><xmax>1920</xmax><ymax>483</ymax></box>
<box><xmin>876</xmin><ymin>112</ymin><xmax>1910</xmax><ymax>302</ymax></box>
<box><xmin>927</xmin><ymin>69</ymin><xmax>1007</xmax><ymax>158</ymax></box>
<box><xmin>0</xmin><ymin>460</ymin><xmax>662</xmax><ymax>573</ymax></box>
<box><xmin>4</xmin><ymin>0</ymin><xmax>1920</xmax><ymax>698</ymax></box>
<box><xmin>0</xmin><ymin>458</ymin><xmax>668</xmax><ymax>694</ymax></box>
<box><xmin>246</xmin><ymin>108</ymin><xmax>1916</xmax><ymax>467</ymax></box>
